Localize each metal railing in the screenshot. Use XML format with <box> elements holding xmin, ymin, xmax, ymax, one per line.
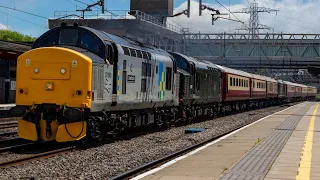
<box><xmin>53</xmin><ymin>10</ymin><xmax>186</xmax><ymax>34</ymax></box>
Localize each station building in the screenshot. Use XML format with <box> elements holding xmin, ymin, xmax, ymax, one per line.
<box><xmin>0</xmin><ymin>40</ymin><xmax>32</xmax><ymax>104</ymax></box>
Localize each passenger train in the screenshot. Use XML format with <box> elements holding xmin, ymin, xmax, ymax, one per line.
<box><xmin>10</xmin><ymin>24</ymin><xmax>317</xmax><ymax>142</ymax></box>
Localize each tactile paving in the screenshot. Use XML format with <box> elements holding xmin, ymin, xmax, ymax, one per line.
<box><xmin>218</xmin><ymin>103</ymin><xmax>313</xmax><ymax>180</ymax></box>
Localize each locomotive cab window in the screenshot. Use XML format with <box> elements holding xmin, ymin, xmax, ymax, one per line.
<box><xmin>34</xmin><ymin>30</ymin><xmax>58</xmax><ymax>47</ymax></box>
<box><xmin>80</xmin><ymin>31</ymin><xmax>105</xmax><ymax>58</ymax></box>
<box><xmin>106</xmin><ymin>45</ymin><xmax>113</xmax><ymax>63</ymax></box>
<box><xmin>59</xmin><ymin>29</ymin><xmax>78</xmax><ymax>45</ymax></box>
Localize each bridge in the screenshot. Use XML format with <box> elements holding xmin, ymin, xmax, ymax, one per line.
<box><xmin>136</xmin><ymin>33</ymin><xmax>320</xmax><ymax>69</ymax></box>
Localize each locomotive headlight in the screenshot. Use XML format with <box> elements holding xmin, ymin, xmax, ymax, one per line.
<box><xmin>34</xmin><ymin>68</ymin><xmax>39</xmax><ymax>74</ymax></box>
<box><xmin>60</xmin><ymin>68</ymin><xmax>66</xmax><ymax>74</ymax></box>
<box><xmin>46</xmin><ymin>82</ymin><xmax>54</xmax><ymax>91</ymax></box>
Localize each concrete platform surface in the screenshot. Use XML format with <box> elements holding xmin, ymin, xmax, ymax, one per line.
<box><xmin>131</xmin><ymin>102</ymin><xmax>318</xmax><ymax>180</ymax></box>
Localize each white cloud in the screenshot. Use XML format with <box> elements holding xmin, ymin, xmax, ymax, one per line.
<box><xmin>0</xmin><ymin>23</ymin><xmax>8</xmax><ymax>30</ymax></box>
<box><xmin>167</xmin><ymin>0</ymin><xmax>320</xmax><ymax>34</ymax></box>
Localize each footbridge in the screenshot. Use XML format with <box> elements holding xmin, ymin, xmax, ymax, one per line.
<box><xmin>137</xmin><ymin>33</ymin><xmax>320</xmax><ymax>70</ymax></box>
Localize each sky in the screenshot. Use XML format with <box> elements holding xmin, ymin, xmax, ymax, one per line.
<box><xmin>0</xmin><ymin>0</ymin><xmax>319</xmax><ymax>37</ymax></box>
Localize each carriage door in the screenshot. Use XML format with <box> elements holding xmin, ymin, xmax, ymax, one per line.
<box><xmin>249</xmin><ymin>79</ymin><xmax>252</xmax><ymax>98</ymax></box>
<box><xmin>190</xmin><ymin>63</ymin><xmax>196</xmax><ymax>95</ymax></box>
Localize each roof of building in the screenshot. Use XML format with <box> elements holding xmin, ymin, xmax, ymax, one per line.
<box><xmin>0</xmin><ymin>40</ymin><xmax>32</xmax><ymax>53</ymax></box>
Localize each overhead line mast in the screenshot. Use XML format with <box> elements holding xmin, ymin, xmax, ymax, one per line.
<box><xmin>76</xmin><ymin>0</ymin><xmax>104</xmax><ymax>19</ymax></box>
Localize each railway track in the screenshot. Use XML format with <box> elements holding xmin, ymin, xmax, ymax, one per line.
<box><xmin>0</xmin><ymin>146</ymin><xmax>75</xmax><ymax>168</ymax></box>
<box><xmin>0</xmin><ymin>122</ymin><xmax>18</xmax><ymax>130</ymax></box>
<box><xmin>0</xmin><ymin>131</ymin><xmax>17</xmax><ymax>137</ymax></box>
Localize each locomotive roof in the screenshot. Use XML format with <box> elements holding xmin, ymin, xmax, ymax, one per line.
<box><xmin>81</xmin><ymin>26</ymin><xmax>171</xmax><ymax>57</ymax></box>
<box><xmin>215</xmin><ymin>64</ymin><xmax>252</xmax><ymax>77</ymax></box>
<box><xmin>292</xmin><ymin>83</ymin><xmax>307</xmax><ymax>88</ymax></box>
<box><xmin>171</xmin><ymin>52</ymin><xmax>219</xmax><ymax>70</ymax></box>
<box><xmin>33</xmin><ymin>25</ymin><xmax>172</xmax><ymax>58</ymax></box>
<box><xmin>250</xmin><ymin>73</ymin><xmax>277</xmax><ymax>83</ymax></box>
<box><xmin>283</xmin><ymin>81</ymin><xmax>296</xmax><ymax>86</ymax></box>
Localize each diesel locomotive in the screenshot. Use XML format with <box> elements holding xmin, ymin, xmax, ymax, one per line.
<box><xmin>10</xmin><ymin>24</ymin><xmax>317</xmax><ymax>142</ymax></box>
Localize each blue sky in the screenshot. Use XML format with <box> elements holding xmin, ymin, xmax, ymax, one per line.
<box><xmin>0</xmin><ymin>0</ymin><xmax>318</xmax><ymax>36</ymax></box>
<box><xmin>0</xmin><ymin>0</ymin><xmax>242</xmax><ymax>37</ymax></box>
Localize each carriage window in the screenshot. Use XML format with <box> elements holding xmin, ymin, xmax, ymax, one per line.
<box><xmin>166</xmin><ymin>67</ymin><xmax>172</xmax><ymax>90</ymax></box>
<box><xmin>233</xmin><ymin>78</ymin><xmax>235</xmax><ymax>87</ymax></box>
<box><xmin>136</xmin><ymin>50</ymin><xmax>143</xmax><ymax>58</ymax></box>
<box><xmin>241</xmin><ymin>79</ymin><xmax>244</xmax><ymax>87</ymax></box>
<box><xmin>122</xmin><ymin>47</ymin><xmax>130</xmax><ymax>56</ymax></box>
<box><xmin>129</xmin><ymin>48</ymin><xmax>137</xmax><ymax>57</ymax></box>
<box><xmin>59</xmin><ymin>29</ymin><xmax>78</xmax><ymax>45</ymax></box>
<box><xmin>230</xmin><ymin>77</ymin><xmax>232</xmax><ymax>86</ymax></box>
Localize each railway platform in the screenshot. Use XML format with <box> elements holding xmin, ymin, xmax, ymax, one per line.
<box><xmin>133</xmin><ymin>101</ymin><xmax>320</xmax><ymax>180</ymax></box>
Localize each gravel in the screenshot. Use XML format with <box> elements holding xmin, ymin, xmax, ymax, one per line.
<box><xmin>0</xmin><ymin>127</ymin><xmax>17</xmax><ymax>134</ymax></box>
<box><xmin>0</xmin><ymin>103</ymin><xmax>300</xmax><ymax>180</ymax></box>
<box><xmin>0</xmin><ymin>117</ymin><xmax>18</xmax><ymax>123</ymax></box>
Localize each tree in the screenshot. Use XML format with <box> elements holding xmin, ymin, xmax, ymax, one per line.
<box><xmin>0</xmin><ymin>29</ymin><xmax>36</xmax><ymax>42</ymax></box>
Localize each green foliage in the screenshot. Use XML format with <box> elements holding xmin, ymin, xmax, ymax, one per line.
<box><xmin>0</xmin><ymin>29</ymin><xmax>36</xmax><ymax>42</ymax></box>
<box><xmin>255</xmin><ymin>138</ymin><xmax>261</xmax><ymax>145</ymax></box>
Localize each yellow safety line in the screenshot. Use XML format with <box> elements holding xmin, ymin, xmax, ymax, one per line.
<box><xmin>296</xmin><ymin>103</ymin><xmax>319</xmax><ymax>180</ymax></box>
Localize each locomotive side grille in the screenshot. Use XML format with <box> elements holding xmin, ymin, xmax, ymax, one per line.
<box><xmin>92</xmin><ymin>65</ymin><xmax>98</xmax><ymax>91</ymax></box>
<box><xmin>92</xmin><ymin>64</ymin><xmax>104</xmax><ymax>100</ymax></box>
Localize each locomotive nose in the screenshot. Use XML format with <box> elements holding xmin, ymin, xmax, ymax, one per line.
<box><xmin>16</xmin><ymin>47</ymin><xmax>91</xmax><ymax>142</ymax></box>
<box><xmin>16</xmin><ymin>47</ymin><xmax>92</xmax><ymax>108</ymax></box>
